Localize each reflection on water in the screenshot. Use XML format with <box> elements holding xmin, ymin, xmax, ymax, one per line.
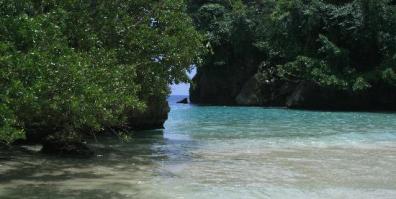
<box><xmin>1</xmin><ymin>96</ymin><xmax>396</xmax><ymax>198</ymax></box>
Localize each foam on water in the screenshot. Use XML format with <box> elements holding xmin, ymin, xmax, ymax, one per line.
<box><xmin>0</xmin><ymin>96</ymin><xmax>395</xmax><ymax>198</ymax></box>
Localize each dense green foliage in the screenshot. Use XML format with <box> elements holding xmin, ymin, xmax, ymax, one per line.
<box><xmin>268</xmin><ymin>0</ymin><xmax>396</xmax><ymax>91</ymax></box>
<box><xmin>189</xmin><ymin>0</ymin><xmax>396</xmax><ymax>90</ymax></box>
<box><xmin>189</xmin><ymin>0</ymin><xmax>263</xmax><ymax>67</ymax></box>
<box><xmin>0</xmin><ymin>0</ymin><xmax>204</xmax><ymax>143</ymax></box>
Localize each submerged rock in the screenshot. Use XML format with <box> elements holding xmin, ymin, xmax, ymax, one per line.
<box><xmin>177</xmin><ymin>98</ymin><xmax>189</xmax><ymax>104</ymax></box>
<box><xmin>41</xmin><ymin>136</ymin><xmax>94</xmax><ymax>158</ymax></box>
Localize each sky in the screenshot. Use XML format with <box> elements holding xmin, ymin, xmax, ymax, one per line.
<box><xmin>170</xmin><ymin>67</ymin><xmax>196</xmax><ymax>96</ymax></box>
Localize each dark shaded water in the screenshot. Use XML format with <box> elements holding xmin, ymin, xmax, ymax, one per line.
<box><xmin>1</xmin><ymin>96</ymin><xmax>396</xmax><ymax>198</ymax></box>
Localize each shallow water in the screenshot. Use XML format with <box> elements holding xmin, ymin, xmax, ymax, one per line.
<box><xmin>1</xmin><ymin>96</ymin><xmax>396</xmax><ymax>199</ymax></box>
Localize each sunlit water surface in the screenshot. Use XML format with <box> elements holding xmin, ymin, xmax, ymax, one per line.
<box><xmin>1</xmin><ymin>96</ymin><xmax>396</xmax><ymax>199</ymax></box>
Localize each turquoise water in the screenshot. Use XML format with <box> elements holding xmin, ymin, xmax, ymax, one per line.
<box><xmin>1</xmin><ymin>96</ymin><xmax>396</xmax><ymax>198</ymax></box>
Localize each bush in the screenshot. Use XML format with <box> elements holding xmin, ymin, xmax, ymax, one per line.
<box><xmin>0</xmin><ymin>0</ymin><xmax>204</xmax><ymax>143</ymax></box>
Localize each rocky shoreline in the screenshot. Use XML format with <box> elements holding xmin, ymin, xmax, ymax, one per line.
<box><xmin>190</xmin><ymin>69</ymin><xmax>396</xmax><ymax>111</ymax></box>
<box><xmin>8</xmin><ymin>97</ymin><xmax>170</xmax><ymax>158</ymax></box>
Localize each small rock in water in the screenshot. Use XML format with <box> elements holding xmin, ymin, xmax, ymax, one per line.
<box><xmin>177</xmin><ymin>98</ymin><xmax>189</xmax><ymax>104</ymax></box>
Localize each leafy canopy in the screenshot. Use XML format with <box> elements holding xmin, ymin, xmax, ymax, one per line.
<box><xmin>189</xmin><ymin>0</ymin><xmax>396</xmax><ymax>91</ymax></box>
<box><xmin>0</xmin><ymin>0</ymin><xmax>204</xmax><ymax>143</ymax></box>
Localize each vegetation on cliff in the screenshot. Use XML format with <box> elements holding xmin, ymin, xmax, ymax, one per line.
<box><xmin>189</xmin><ymin>0</ymin><xmax>396</xmax><ymax>108</ymax></box>
<box><xmin>0</xmin><ymin>0</ymin><xmax>204</xmax><ymax>145</ymax></box>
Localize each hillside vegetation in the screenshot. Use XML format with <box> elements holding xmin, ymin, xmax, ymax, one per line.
<box><xmin>189</xmin><ymin>0</ymin><xmax>396</xmax><ymax>109</ymax></box>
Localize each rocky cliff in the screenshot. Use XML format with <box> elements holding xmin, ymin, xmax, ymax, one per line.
<box><xmin>188</xmin><ymin>0</ymin><xmax>396</xmax><ymax>111</ymax></box>
<box><xmin>190</xmin><ymin>65</ymin><xmax>396</xmax><ymax>111</ymax></box>
<box><xmin>190</xmin><ymin>62</ymin><xmax>257</xmax><ymax>105</ymax></box>
<box><xmin>127</xmin><ymin>96</ymin><xmax>170</xmax><ymax>130</ymax></box>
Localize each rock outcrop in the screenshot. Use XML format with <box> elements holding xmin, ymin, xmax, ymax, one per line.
<box><xmin>127</xmin><ymin>96</ymin><xmax>170</xmax><ymax>130</ymax></box>
<box><xmin>189</xmin><ymin>43</ymin><xmax>260</xmax><ymax>105</ymax></box>
<box><xmin>285</xmin><ymin>81</ymin><xmax>396</xmax><ymax>111</ymax></box>
<box><xmin>177</xmin><ymin>98</ymin><xmax>189</xmax><ymax>104</ymax></box>
<box><xmin>235</xmin><ymin>75</ymin><xmax>260</xmax><ymax>106</ymax></box>
<box><xmin>190</xmin><ymin>68</ymin><xmax>241</xmax><ymax>105</ymax></box>
<box><xmin>191</xmin><ymin>67</ymin><xmax>396</xmax><ymax>111</ymax></box>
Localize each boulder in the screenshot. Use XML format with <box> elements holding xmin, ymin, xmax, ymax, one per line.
<box><xmin>177</xmin><ymin>98</ymin><xmax>189</xmax><ymax>104</ymax></box>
